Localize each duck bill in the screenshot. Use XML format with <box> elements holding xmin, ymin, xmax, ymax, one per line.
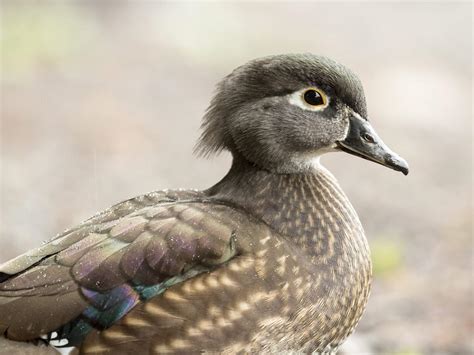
<box><xmin>337</xmin><ymin>114</ymin><xmax>409</xmax><ymax>175</ymax></box>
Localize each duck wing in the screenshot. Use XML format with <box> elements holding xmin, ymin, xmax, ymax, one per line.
<box><xmin>0</xmin><ymin>189</ymin><xmax>262</xmax><ymax>347</ymax></box>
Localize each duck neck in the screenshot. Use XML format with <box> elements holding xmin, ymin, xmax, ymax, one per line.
<box><xmin>206</xmin><ymin>155</ymin><xmax>369</xmax><ymax>260</ymax></box>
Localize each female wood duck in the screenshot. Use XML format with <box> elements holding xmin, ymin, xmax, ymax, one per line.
<box><xmin>0</xmin><ymin>54</ymin><xmax>408</xmax><ymax>354</ymax></box>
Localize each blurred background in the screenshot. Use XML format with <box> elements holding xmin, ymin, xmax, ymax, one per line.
<box><xmin>0</xmin><ymin>1</ymin><xmax>472</xmax><ymax>353</ymax></box>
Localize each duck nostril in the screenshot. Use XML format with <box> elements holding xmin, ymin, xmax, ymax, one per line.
<box><xmin>362</xmin><ymin>133</ymin><xmax>375</xmax><ymax>144</ymax></box>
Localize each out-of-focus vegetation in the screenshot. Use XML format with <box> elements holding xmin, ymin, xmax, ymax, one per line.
<box><xmin>371</xmin><ymin>238</ymin><xmax>404</xmax><ymax>277</ymax></box>
<box><xmin>2</xmin><ymin>4</ymin><xmax>94</xmax><ymax>75</ymax></box>
<box><xmin>1</xmin><ymin>1</ymin><xmax>472</xmax><ymax>353</ymax></box>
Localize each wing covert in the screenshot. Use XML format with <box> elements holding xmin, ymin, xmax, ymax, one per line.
<box><xmin>0</xmin><ymin>192</ymin><xmax>256</xmax><ymax>344</ymax></box>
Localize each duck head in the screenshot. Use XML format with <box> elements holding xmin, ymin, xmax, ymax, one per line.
<box><xmin>196</xmin><ymin>53</ymin><xmax>409</xmax><ymax>175</ymax></box>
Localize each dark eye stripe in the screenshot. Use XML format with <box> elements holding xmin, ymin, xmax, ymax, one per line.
<box><xmin>303</xmin><ymin>89</ymin><xmax>325</xmax><ymax>106</ymax></box>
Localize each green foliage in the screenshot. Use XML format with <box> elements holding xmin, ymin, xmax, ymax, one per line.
<box><xmin>371</xmin><ymin>238</ymin><xmax>404</xmax><ymax>277</ymax></box>
<box><xmin>1</xmin><ymin>4</ymin><xmax>95</xmax><ymax>75</ymax></box>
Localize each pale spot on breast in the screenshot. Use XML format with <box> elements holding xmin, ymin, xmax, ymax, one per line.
<box><xmin>276</xmin><ymin>255</ymin><xmax>288</xmax><ymax>276</ymax></box>
<box><xmin>164</xmin><ymin>290</ymin><xmax>187</xmax><ymax>302</ymax></box>
<box><xmin>228</xmin><ymin>257</ymin><xmax>253</xmax><ymax>272</ymax></box>
<box><xmin>190</xmin><ymin>277</ymin><xmax>207</xmax><ymax>292</ymax></box>
<box><xmin>186</xmin><ymin>326</ymin><xmax>203</xmax><ymax>337</ymax></box>
<box><xmin>236</xmin><ymin>302</ymin><xmax>251</xmax><ymax>313</ymax></box>
<box><xmin>208</xmin><ymin>305</ymin><xmax>223</xmax><ymax>317</ymax></box>
<box><xmin>170</xmin><ymin>338</ymin><xmax>190</xmax><ymax>349</ymax></box>
<box><xmin>219</xmin><ymin>274</ymin><xmax>239</xmax><ymax>288</ymax></box>
<box><xmin>259</xmin><ymin>235</ymin><xmax>271</xmax><ymax>245</ymax></box>
<box><xmin>228</xmin><ymin>308</ymin><xmax>243</xmax><ymax>321</ymax></box>
<box><xmin>251</xmin><ymin>290</ymin><xmax>278</xmax><ymax>303</ymax></box>
<box><xmin>256</xmin><ymin>249</ymin><xmax>268</xmax><ymax>257</ymax></box>
<box><xmin>83</xmin><ymin>344</ymin><xmax>111</xmax><ymax>354</ymax></box>
<box><xmin>181</xmin><ymin>280</ymin><xmax>194</xmax><ymax>294</ymax></box>
<box><xmin>145</xmin><ymin>302</ymin><xmax>176</xmax><ymax>318</ymax></box>
<box><xmin>154</xmin><ymin>344</ymin><xmax>171</xmax><ymax>352</ymax></box>
<box><xmin>326</xmin><ymin>228</ymin><xmax>336</xmax><ymax>258</ymax></box>
<box><xmin>205</xmin><ymin>275</ymin><xmax>220</xmax><ymax>288</ymax></box>
<box><xmin>216</xmin><ymin>317</ymin><xmax>232</xmax><ymax>328</ymax></box>
<box><xmin>197</xmin><ymin>319</ymin><xmax>213</xmax><ymax>331</ymax></box>
<box><xmin>103</xmin><ymin>328</ymin><xmax>135</xmax><ymax>341</ymax></box>
<box><xmin>294</xmin><ymin>218</ymin><xmax>302</xmax><ymax>228</ymax></box>
<box><xmin>255</xmin><ymin>258</ymin><xmax>267</xmax><ymax>279</ymax></box>
<box><xmin>124</xmin><ymin>316</ymin><xmax>152</xmax><ymax>328</ymax></box>
<box><xmin>293</xmin><ymin>277</ymin><xmax>303</xmax><ymax>288</ymax></box>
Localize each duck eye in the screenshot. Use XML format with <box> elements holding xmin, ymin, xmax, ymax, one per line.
<box><xmin>303</xmin><ymin>89</ymin><xmax>326</xmax><ymax>106</ymax></box>
<box><xmin>288</xmin><ymin>87</ymin><xmax>328</xmax><ymax>111</ymax></box>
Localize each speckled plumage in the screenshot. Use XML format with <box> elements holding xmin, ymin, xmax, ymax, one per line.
<box><xmin>0</xmin><ymin>54</ymin><xmax>407</xmax><ymax>353</ymax></box>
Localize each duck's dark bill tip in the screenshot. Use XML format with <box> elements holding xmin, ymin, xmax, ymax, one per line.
<box><xmin>384</xmin><ymin>156</ymin><xmax>409</xmax><ymax>176</ymax></box>
<box><xmin>391</xmin><ymin>165</ymin><xmax>409</xmax><ymax>176</ymax></box>
<box><xmin>337</xmin><ymin>142</ymin><xmax>409</xmax><ymax>176</ymax></box>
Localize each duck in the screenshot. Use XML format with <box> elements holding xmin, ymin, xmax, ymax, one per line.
<box><xmin>0</xmin><ymin>53</ymin><xmax>408</xmax><ymax>354</ymax></box>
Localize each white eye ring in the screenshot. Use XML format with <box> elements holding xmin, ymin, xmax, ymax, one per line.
<box><xmin>288</xmin><ymin>87</ymin><xmax>329</xmax><ymax>112</ymax></box>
